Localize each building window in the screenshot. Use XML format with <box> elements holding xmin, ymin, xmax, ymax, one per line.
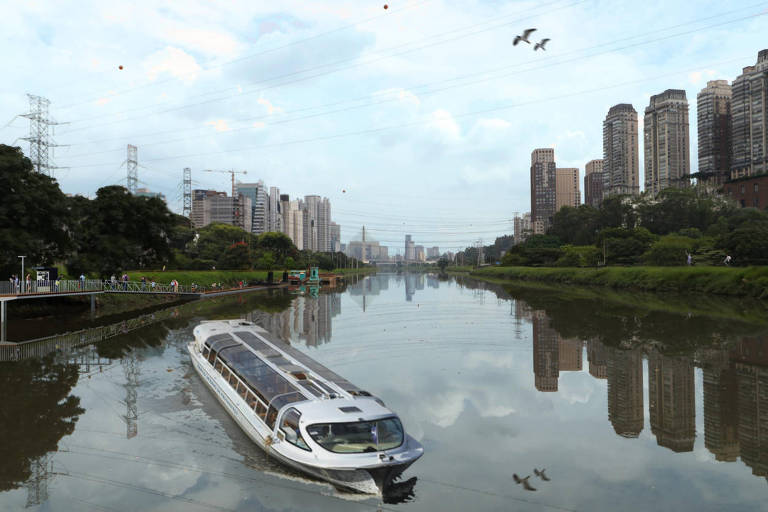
<box><xmin>755</xmin><ymin>184</ymin><xmax>759</xmax><ymax>193</ymax></box>
<box><xmin>741</xmin><ymin>184</ymin><xmax>745</xmax><ymax>194</ymax></box>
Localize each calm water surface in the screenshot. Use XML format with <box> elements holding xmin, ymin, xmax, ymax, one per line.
<box><xmin>2</xmin><ymin>273</ymin><xmax>768</xmax><ymax>511</ymax></box>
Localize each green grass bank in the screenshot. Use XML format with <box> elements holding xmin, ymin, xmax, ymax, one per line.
<box><xmin>465</xmin><ymin>266</ymin><xmax>768</xmax><ymax>299</ymax></box>
<box><xmin>125</xmin><ymin>268</ymin><xmax>375</xmax><ymax>287</ymax></box>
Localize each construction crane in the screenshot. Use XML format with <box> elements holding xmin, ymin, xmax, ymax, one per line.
<box><xmin>203</xmin><ymin>169</ymin><xmax>247</xmax><ymax>197</ymax></box>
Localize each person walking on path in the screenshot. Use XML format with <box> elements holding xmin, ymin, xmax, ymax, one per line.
<box><xmin>723</xmin><ymin>255</ymin><xmax>732</xmax><ymax>266</ymax></box>
<box><xmin>686</xmin><ymin>252</ymin><xmax>692</xmax><ymax>266</ymax></box>
<box><xmin>26</xmin><ymin>274</ymin><xmax>31</xmax><ymax>293</ymax></box>
<box><xmin>122</xmin><ymin>273</ymin><xmax>129</xmax><ymax>291</ymax></box>
<box><xmin>141</xmin><ymin>276</ymin><xmax>147</xmax><ymax>291</ymax></box>
<box><xmin>79</xmin><ymin>273</ymin><xmax>86</xmax><ymax>290</ymax></box>
<box><xmin>110</xmin><ymin>274</ymin><xmax>117</xmax><ymax>290</ymax></box>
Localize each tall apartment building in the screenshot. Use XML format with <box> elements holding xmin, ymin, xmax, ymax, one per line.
<box><xmin>415</xmin><ymin>245</ymin><xmax>426</xmax><ymax>262</ymax></box>
<box><xmin>530</xmin><ymin>148</ymin><xmax>557</xmax><ymax>234</ymax></box>
<box><xmin>427</xmin><ymin>246</ymin><xmax>440</xmax><ymax>259</ymax></box>
<box><xmin>282</xmin><ymin>198</ymin><xmax>304</xmax><ymax>250</ymax></box>
<box><xmin>330</xmin><ymin>222</ymin><xmax>341</xmax><ymax>253</ymax></box>
<box><xmin>235</xmin><ymin>181</ymin><xmax>268</xmax><ymax>235</ymax></box>
<box><xmin>302</xmin><ymin>195</ymin><xmax>331</xmax><ymax>252</ymax></box>
<box><xmin>555</xmin><ymin>167</ymin><xmax>580</xmax><ymax>210</ymax></box>
<box><xmin>190</xmin><ymin>189</ymin><xmax>252</xmax><ymax>231</ymax></box>
<box><xmin>584</xmin><ymin>159</ymin><xmax>604</xmax><ymax>208</ymax></box>
<box><xmin>603</xmin><ymin>104</ymin><xmax>640</xmax><ymax>197</ymax></box>
<box><xmin>404</xmin><ymin>235</ymin><xmax>415</xmax><ymax>261</ymax></box>
<box><xmin>731</xmin><ymin>50</ymin><xmax>768</xmax><ymax>179</ymax></box>
<box><xmin>644</xmin><ymin>89</ymin><xmax>691</xmax><ymax>196</ymax></box>
<box><xmin>267</xmin><ymin>186</ymin><xmax>281</xmax><ymax>232</ymax></box>
<box><xmin>514</xmin><ymin>212</ymin><xmax>532</xmax><ymax>244</ymax></box>
<box><xmin>697</xmin><ymin>80</ymin><xmax>732</xmax><ymax>186</ymax></box>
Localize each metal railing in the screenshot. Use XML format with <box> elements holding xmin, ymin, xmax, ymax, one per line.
<box><xmin>0</xmin><ymin>279</ymin><xmax>102</xmax><ymax>296</ymax></box>
<box><xmin>102</xmin><ymin>280</ymin><xmax>204</xmax><ymax>294</ymax></box>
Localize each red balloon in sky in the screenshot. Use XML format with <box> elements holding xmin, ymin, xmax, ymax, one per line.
<box><xmin>383</xmin><ymin>4</ymin><xmax>388</xmax><ymax>9</ymax></box>
<box><xmin>119</xmin><ymin>65</ymin><xmax>124</xmax><ymax>70</ymax></box>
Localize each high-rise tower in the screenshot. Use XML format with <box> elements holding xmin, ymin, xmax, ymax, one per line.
<box><xmin>644</xmin><ymin>89</ymin><xmax>690</xmax><ymax>195</ymax></box>
<box><xmin>603</xmin><ymin>104</ymin><xmax>640</xmax><ymax>197</ymax></box>
<box><xmin>697</xmin><ymin>80</ymin><xmax>732</xmax><ymax>187</ymax></box>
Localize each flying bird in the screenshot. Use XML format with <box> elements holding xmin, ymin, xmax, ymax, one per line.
<box><xmin>513</xmin><ymin>28</ymin><xmax>537</xmax><ymax>46</ymax></box>
<box><xmin>534</xmin><ymin>468</ymin><xmax>550</xmax><ymax>481</ymax></box>
<box><xmin>513</xmin><ymin>474</ymin><xmax>537</xmax><ymax>491</ymax></box>
<box><xmin>534</xmin><ymin>38</ymin><xmax>550</xmax><ymax>51</ymax></box>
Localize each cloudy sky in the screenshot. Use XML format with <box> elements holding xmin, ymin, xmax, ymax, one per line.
<box><xmin>1</xmin><ymin>0</ymin><xmax>766</xmax><ymax>253</ymax></box>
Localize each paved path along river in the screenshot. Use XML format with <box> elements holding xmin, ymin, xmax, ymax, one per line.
<box><xmin>1</xmin><ymin>273</ymin><xmax>767</xmax><ymax>511</ymax></box>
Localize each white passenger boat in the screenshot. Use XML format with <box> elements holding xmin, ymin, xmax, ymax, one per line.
<box><xmin>188</xmin><ymin>319</ymin><xmax>423</xmax><ymax>494</ymax></box>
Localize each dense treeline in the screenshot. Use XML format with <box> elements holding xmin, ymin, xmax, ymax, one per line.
<box><xmin>0</xmin><ymin>145</ymin><xmax>357</xmax><ymax>278</ymax></box>
<box><xmin>502</xmin><ymin>190</ymin><xmax>768</xmax><ymax>267</ymax></box>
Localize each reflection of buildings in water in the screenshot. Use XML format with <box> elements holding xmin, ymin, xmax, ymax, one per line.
<box><xmin>532</xmin><ymin>311</ymin><xmax>559</xmax><ymax>392</ymax></box>
<box><xmin>606</xmin><ymin>347</ymin><xmax>644</xmax><ymax>438</ymax></box>
<box><xmin>426</xmin><ymin>275</ymin><xmax>439</xmax><ymax>289</ymax></box>
<box><xmin>559</xmin><ymin>338</ymin><xmax>582</xmax><ymax>371</ymax></box>
<box><xmin>404</xmin><ymin>273</ymin><xmax>425</xmax><ymax>302</ymax></box>
<box><xmin>648</xmin><ymin>351</ymin><xmax>696</xmax><ymax>452</ymax></box>
<box><xmin>251</xmin><ymin>293</ymin><xmax>341</xmax><ymax>347</ymax></box>
<box><xmin>66</xmin><ymin>346</ymin><xmax>113</xmax><ymax>375</ymax></box>
<box><xmin>702</xmin><ymin>354</ymin><xmax>740</xmax><ymax>462</ymax></box>
<box><xmin>587</xmin><ymin>339</ymin><xmax>608</xmax><ymax>379</ymax></box>
<box><xmin>733</xmin><ymin>337</ymin><xmax>768</xmax><ymax>479</ymax></box>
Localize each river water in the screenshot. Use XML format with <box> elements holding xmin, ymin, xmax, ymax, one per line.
<box><xmin>2</xmin><ymin>273</ymin><xmax>768</xmax><ymax>511</ymax></box>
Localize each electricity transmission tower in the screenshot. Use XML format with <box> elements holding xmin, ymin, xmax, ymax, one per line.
<box><xmin>122</xmin><ymin>354</ymin><xmax>140</xmax><ymax>439</ymax></box>
<box><xmin>19</xmin><ymin>94</ymin><xmax>65</xmax><ymax>176</ymax></box>
<box><xmin>24</xmin><ymin>455</ymin><xmax>53</xmax><ymax>508</ymax></box>
<box><xmin>182</xmin><ymin>167</ymin><xmax>192</xmax><ymax>217</ymax></box>
<box><xmin>126</xmin><ymin>145</ymin><xmax>138</xmax><ymax>194</ymax></box>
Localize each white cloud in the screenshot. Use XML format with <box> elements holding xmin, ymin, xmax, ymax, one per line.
<box><xmin>206</xmin><ymin>119</ymin><xmax>230</xmax><ymax>132</ymax></box>
<box><xmin>257</xmin><ymin>97</ymin><xmax>282</xmax><ymax>115</ymax></box>
<box><xmin>426</xmin><ymin>109</ymin><xmax>461</xmax><ymax>142</ymax></box>
<box><xmin>162</xmin><ymin>27</ymin><xmax>240</xmax><ymax>58</ymax></box>
<box><xmin>143</xmin><ymin>46</ymin><xmax>202</xmax><ymax>83</ymax></box>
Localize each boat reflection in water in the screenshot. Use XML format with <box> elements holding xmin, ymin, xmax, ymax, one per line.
<box><xmin>189</xmin><ymin>319</ymin><xmax>423</xmax><ymax>495</ymax></box>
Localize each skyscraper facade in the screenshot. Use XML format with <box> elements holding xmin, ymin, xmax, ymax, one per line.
<box><xmin>302</xmin><ymin>195</ymin><xmax>332</xmax><ymax>252</ymax></box>
<box><xmin>513</xmin><ymin>212</ymin><xmax>532</xmax><ymax>244</ymax></box>
<box><xmin>603</xmin><ymin>104</ymin><xmax>640</xmax><ymax>197</ymax></box>
<box><xmin>236</xmin><ymin>181</ymin><xmax>268</xmax><ymax>235</ymax></box>
<box><xmin>644</xmin><ymin>89</ymin><xmax>691</xmax><ymax>196</ymax></box>
<box><xmin>267</xmin><ymin>186</ymin><xmax>281</xmax><ymax>232</ymax></box>
<box><xmin>584</xmin><ymin>159</ymin><xmax>604</xmax><ymax>208</ymax></box>
<box><xmin>530</xmin><ymin>148</ymin><xmax>557</xmax><ymax>234</ymax></box>
<box><xmin>190</xmin><ymin>189</ymin><xmax>252</xmax><ymax>232</ymax></box>
<box><xmin>330</xmin><ymin>222</ymin><xmax>341</xmax><ymax>253</ymax></box>
<box><xmin>697</xmin><ymin>80</ymin><xmax>732</xmax><ymax>186</ymax></box>
<box><xmin>555</xmin><ymin>167</ymin><xmax>580</xmax><ymax>210</ymax></box>
<box><xmin>404</xmin><ymin>235</ymin><xmax>415</xmax><ymax>261</ymax></box>
<box><xmin>731</xmin><ymin>50</ymin><xmax>768</xmax><ymax>179</ymax></box>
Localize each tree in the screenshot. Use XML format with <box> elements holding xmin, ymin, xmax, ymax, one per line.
<box><xmin>437</xmin><ymin>257</ymin><xmax>449</xmax><ymax>272</ymax></box>
<box><xmin>721</xmin><ymin>223</ymin><xmax>768</xmax><ymax>265</ymax></box>
<box><xmin>598</xmin><ymin>195</ymin><xmax>636</xmax><ymax>229</ymax></box>
<box><xmin>0</xmin><ymin>145</ymin><xmax>72</xmax><ymax>277</ymax></box>
<box><xmin>219</xmin><ymin>242</ymin><xmax>251</xmax><ymax>269</ymax></box>
<box><xmin>193</xmin><ymin>223</ymin><xmax>255</xmax><ymax>262</ymax></box>
<box><xmin>256</xmin><ymin>251</ymin><xmax>276</xmax><ymax>270</ymax></box>
<box><xmin>597</xmin><ymin>227</ymin><xmax>656</xmax><ymax>265</ymax></box>
<box><xmin>66</xmin><ymin>186</ymin><xmax>175</xmax><ymax>276</ymax></box>
<box><xmin>549</xmin><ymin>205</ymin><xmax>600</xmax><ymax>245</ymax></box>
<box><xmin>256</xmin><ymin>232</ymin><xmax>296</xmax><ymax>261</ymax></box>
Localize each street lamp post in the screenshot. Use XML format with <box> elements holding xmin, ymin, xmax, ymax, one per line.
<box><xmin>18</xmin><ymin>256</ymin><xmax>26</xmax><ymax>294</ymax></box>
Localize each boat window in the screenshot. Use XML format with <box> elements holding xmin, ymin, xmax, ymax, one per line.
<box><xmin>266</xmin><ymin>392</ymin><xmax>306</xmax><ymax>429</ymax></box>
<box><xmin>205</xmin><ymin>333</ymin><xmax>234</xmax><ymax>348</ymax></box>
<box><xmin>312</xmin><ymin>380</ymin><xmax>337</xmax><ymax>396</ymax></box>
<box><xmin>234</xmin><ymin>331</ymin><xmax>272</xmax><ymax>352</ymax></box>
<box><xmin>214</xmin><ymin>360</ymin><xmax>223</xmax><ymax>372</ymax></box>
<box><xmin>202</xmin><ymin>347</ymin><xmax>210</xmax><ymax>359</ymax></box>
<box><xmin>255</xmin><ymin>401</ymin><xmax>267</xmax><ymax>420</ymax></box>
<box><xmin>299</xmin><ymin>381</ymin><xmax>325</xmax><ymax>398</ymax></box>
<box><xmin>222</xmin><ymin>367</ymin><xmax>230</xmax><ymax>380</ymax></box>
<box><xmin>208</xmin><ymin>350</ymin><xmax>217</xmax><ymax>364</ymax></box>
<box><xmin>279</xmin><ymin>408</ymin><xmax>310</xmax><ymax>451</ymax></box>
<box><xmin>307</xmin><ymin>418</ymin><xmax>404</xmax><ymax>453</ymax></box>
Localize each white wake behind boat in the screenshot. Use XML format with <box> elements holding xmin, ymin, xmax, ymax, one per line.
<box><xmin>188</xmin><ymin>319</ymin><xmax>423</xmax><ymax>494</ymax></box>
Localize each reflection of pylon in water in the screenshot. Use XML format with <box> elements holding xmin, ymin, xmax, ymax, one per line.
<box><xmin>122</xmin><ymin>353</ymin><xmax>140</xmax><ymax>439</ymax></box>
<box><xmin>25</xmin><ymin>455</ymin><xmax>53</xmax><ymax>508</ymax></box>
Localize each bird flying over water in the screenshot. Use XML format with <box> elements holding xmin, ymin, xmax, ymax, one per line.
<box><xmin>513</xmin><ymin>28</ymin><xmax>537</xmax><ymax>45</ymax></box>
<box><xmin>513</xmin><ymin>474</ymin><xmax>537</xmax><ymax>491</ymax></box>
<box><xmin>534</xmin><ymin>38</ymin><xmax>550</xmax><ymax>51</ymax></box>
<box><xmin>534</xmin><ymin>468</ymin><xmax>550</xmax><ymax>481</ymax></box>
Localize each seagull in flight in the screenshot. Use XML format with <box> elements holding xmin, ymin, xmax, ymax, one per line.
<box><xmin>534</xmin><ymin>468</ymin><xmax>551</xmax><ymax>481</ymax></box>
<box><xmin>513</xmin><ymin>474</ymin><xmax>537</xmax><ymax>491</ymax></box>
<box><xmin>534</xmin><ymin>38</ymin><xmax>550</xmax><ymax>51</ymax></box>
<box><xmin>513</xmin><ymin>28</ymin><xmax>537</xmax><ymax>46</ymax></box>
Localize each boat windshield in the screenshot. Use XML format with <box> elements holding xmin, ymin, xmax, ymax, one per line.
<box><xmin>306</xmin><ymin>417</ymin><xmax>404</xmax><ymax>453</ymax></box>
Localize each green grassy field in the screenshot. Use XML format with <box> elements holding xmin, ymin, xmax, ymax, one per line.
<box><xmin>467</xmin><ymin>265</ymin><xmax>768</xmax><ymax>299</ymax></box>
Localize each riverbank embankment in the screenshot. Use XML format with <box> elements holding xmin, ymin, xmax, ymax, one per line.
<box><xmin>452</xmin><ymin>265</ymin><xmax>768</xmax><ymax>299</ymax></box>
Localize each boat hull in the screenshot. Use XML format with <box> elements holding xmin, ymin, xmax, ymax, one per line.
<box><xmin>189</xmin><ymin>344</ymin><xmax>415</xmax><ymax>494</ymax></box>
